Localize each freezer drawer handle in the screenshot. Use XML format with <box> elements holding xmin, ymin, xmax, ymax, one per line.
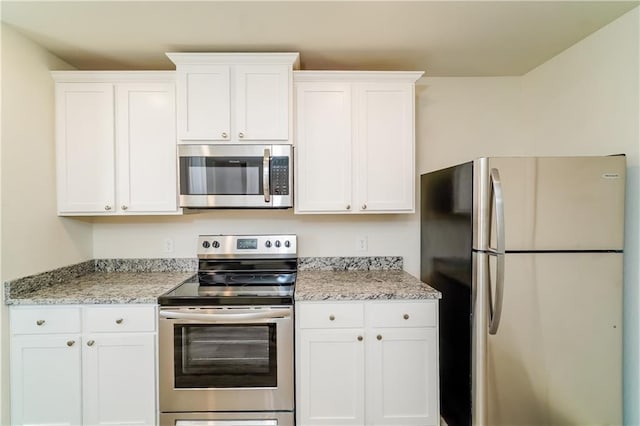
<box><xmin>488</xmin><ymin>168</ymin><xmax>505</xmax><ymax>335</ymax></box>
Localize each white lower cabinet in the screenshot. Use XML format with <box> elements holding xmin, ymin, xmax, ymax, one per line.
<box><xmin>296</xmin><ymin>300</ymin><xmax>439</xmax><ymax>426</ymax></box>
<box><xmin>10</xmin><ymin>305</ymin><xmax>157</xmax><ymax>426</ymax></box>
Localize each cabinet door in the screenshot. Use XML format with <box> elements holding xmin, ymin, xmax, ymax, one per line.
<box><xmin>56</xmin><ymin>83</ymin><xmax>115</xmax><ymax>214</ymax></box>
<box><xmin>82</xmin><ymin>333</ymin><xmax>156</xmax><ymax>425</ymax></box>
<box><xmin>366</xmin><ymin>327</ymin><xmax>439</xmax><ymax>426</ymax></box>
<box><xmin>295</xmin><ymin>83</ymin><xmax>353</xmax><ymax>213</ymax></box>
<box><xmin>176</xmin><ymin>65</ymin><xmax>230</xmax><ymax>141</ymax></box>
<box><xmin>355</xmin><ymin>83</ymin><xmax>415</xmax><ymax>212</ymax></box>
<box><xmin>298</xmin><ymin>329</ymin><xmax>365</xmax><ymax>425</ymax></box>
<box><xmin>10</xmin><ymin>334</ymin><xmax>82</xmax><ymax>426</ymax></box>
<box><xmin>116</xmin><ymin>83</ymin><xmax>178</xmax><ymax>213</ymax></box>
<box><xmin>235</xmin><ymin>64</ymin><xmax>289</xmax><ymax>141</ymax></box>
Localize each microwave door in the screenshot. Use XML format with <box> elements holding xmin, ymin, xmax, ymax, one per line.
<box><xmin>178</xmin><ymin>144</ymin><xmax>292</xmax><ymax>209</ymax></box>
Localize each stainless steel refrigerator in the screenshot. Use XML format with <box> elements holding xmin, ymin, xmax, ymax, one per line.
<box><xmin>420</xmin><ymin>155</ymin><xmax>625</xmax><ymax>426</ymax></box>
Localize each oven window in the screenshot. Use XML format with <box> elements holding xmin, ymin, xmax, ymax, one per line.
<box><xmin>180</xmin><ymin>157</ymin><xmax>263</xmax><ymax>195</ymax></box>
<box><xmin>174</xmin><ymin>323</ymin><xmax>277</xmax><ymax>388</ymax></box>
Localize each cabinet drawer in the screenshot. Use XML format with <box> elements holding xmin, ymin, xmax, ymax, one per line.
<box><xmin>10</xmin><ymin>306</ymin><xmax>81</xmax><ymax>334</ymax></box>
<box><xmin>298</xmin><ymin>302</ymin><xmax>364</xmax><ymax>329</ymax></box>
<box><xmin>366</xmin><ymin>301</ymin><xmax>437</xmax><ymax>328</ymax></box>
<box><xmin>84</xmin><ymin>305</ymin><xmax>156</xmax><ymax>333</ymax></box>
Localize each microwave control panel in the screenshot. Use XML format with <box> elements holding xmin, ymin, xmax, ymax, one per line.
<box><xmin>271</xmin><ymin>157</ymin><xmax>290</xmax><ymax>195</ymax></box>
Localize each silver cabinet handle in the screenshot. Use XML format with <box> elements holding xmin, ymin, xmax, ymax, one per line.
<box><xmin>115</xmin><ymin>318</ymin><xmax>123</xmax><ymax>324</ymax></box>
<box><xmin>488</xmin><ymin>168</ymin><xmax>505</xmax><ymax>335</ymax></box>
<box><xmin>357</xmin><ymin>336</ymin><xmax>363</xmax><ymax>341</ymax></box>
<box><xmin>87</xmin><ymin>340</ymin><xmax>95</xmax><ymax>347</ymax></box>
<box><xmin>238</xmin><ymin>132</ymin><xmax>245</xmax><ymax>138</ymax></box>
<box><xmin>67</xmin><ymin>340</ymin><xmax>75</xmax><ymax>347</ymax></box>
<box><xmin>221</xmin><ymin>132</ymin><xmax>228</xmax><ymax>138</ymax></box>
<box><xmin>263</xmin><ymin>148</ymin><xmax>271</xmax><ymax>203</ymax></box>
<box><xmin>329</xmin><ymin>315</ymin><xmax>335</xmax><ymax>321</ymax></box>
<box><xmin>362</xmin><ymin>204</ymin><xmax>367</xmax><ymax>210</ymax></box>
<box><xmin>377</xmin><ymin>335</ymin><xmax>382</xmax><ymax>341</ymax></box>
<box><xmin>403</xmin><ymin>314</ymin><xmax>410</xmax><ymax>320</ymax></box>
<box><xmin>121</xmin><ymin>205</ymin><xmax>128</xmax><ymax>211</ymax></box>
<box><xmin>104</xmin><ymin>205</ymin><xmax>112</xmax><ymax>211</ymax></box>
<box><xmin>346</xmin><ymin>205</ymin><xmax>351</xmax><ymax>210</ymax></box>
<box><xmin>36</xmin><ymin>320</ymin><xmax>45</xmax><ymax>326</ymax></box>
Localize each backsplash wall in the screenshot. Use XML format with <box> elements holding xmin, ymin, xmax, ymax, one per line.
<box><xmin>91</xmin><ymin>210</ymin><xmax>421</xmax><ymax>276</ymax></box>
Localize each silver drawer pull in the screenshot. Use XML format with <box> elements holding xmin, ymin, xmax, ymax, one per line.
<box><xmin>36</xmin><ymin>320</ymin><xmax>45</xmax><ymax>326</ymax></box>
<box><xmin>403</xmin><ymin>314</ymin><xmax>410</xmax><ymax>320</ymax></box>
<box><xmin>67</xmin><ymin>340</ymin><xmax>75</xmax><ymax>347</ymax></box>
<box><xmin>115</xmin><ymin>318</ymin><xmax>123</xmax><ymax>324</ymax></box>
<box><xmin>329</xmin><ymin>315</ymin><xmax>335</xmax><ymax>321</ymax></box>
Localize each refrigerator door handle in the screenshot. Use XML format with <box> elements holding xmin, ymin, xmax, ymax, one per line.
<box><xmin>488</xmin><ymin>252</ymin><xmax>505</xmax><ymax>335</ymax></box>
<box><xmin>488</xmin><ymin>168</ymin><xmax>505</xmax><ymax>335</ymax></box>
<box><xmin>490</xmin><ymin>168</ymin><xmax>505</xmax><ymax>255</ymax></box>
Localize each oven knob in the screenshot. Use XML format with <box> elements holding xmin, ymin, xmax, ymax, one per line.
<box><xmin>275</xmin><ymin>240</ymin><xmax>281</xmax><ymax>248</ymax></box>
<box><xmin>212</xmin><ymin>240</ymin><xmax>220</xmax><ymax>248</ymax></box>
<box><xmin>284</xmin><ymin>240</ymin><xmax>291</xmax><ymax>248</ymax></box>
<box><xmin>265</xmin><ymin>240</ymin><xmax>272</xmax><ymax>248</ymax></box>
<box><xmin>202</xmin><ymin>241</ymin><xmax>210</xmax><ymax>249</ymax></box>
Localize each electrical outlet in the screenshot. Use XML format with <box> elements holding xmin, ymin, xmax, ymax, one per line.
<box><xmin>356</xmin><ymin>236</ymin><xmax>368</xmax><ymax>251</ymax></box>
<box><xmin>163</xmin><ymin>238</ymin><xmax>174</xmax><ymax>253</ymax></box>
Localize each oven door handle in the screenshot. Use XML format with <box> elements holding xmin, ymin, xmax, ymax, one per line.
<box><xmin>159</xmin><ymin>309</ymin><xmax>290</xmax><ymax>323</ymax></box>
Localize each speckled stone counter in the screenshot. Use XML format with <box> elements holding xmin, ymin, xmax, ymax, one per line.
<box><xmin>4</xmin><ymin>259</ymin><xmax>196</xmax><ymax>305</ymax></box>
<box><xmin>295</xmin><ymin>257</ymin><xmax>440</xmax><ymax>301</ymax></box>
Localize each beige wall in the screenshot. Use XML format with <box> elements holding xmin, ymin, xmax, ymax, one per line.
<box><xmin>1</xmin><ymin>24</ymin><xmax>93</xmax><ymax>282</ymax></box>
<box><xmin>0</xmin><ymin>24</ymin><xmax>93</xmax><ymax>423</ymax></box>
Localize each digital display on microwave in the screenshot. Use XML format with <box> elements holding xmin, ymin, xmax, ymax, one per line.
<box><xmin>237</xmin><ymin>238</ymin><xmax>258</xmax><ymax>250</ymax></box>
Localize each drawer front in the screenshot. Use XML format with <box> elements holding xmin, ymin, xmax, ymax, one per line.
<box><xmin>298</xmin><ymin>302</ymin><xmax>364</xmax><ymax>329</ymax></box>
<box><xmin>366</xmin><ymin>300</ymin><xmax>437</xmax><ymax>328</ymax></box>
<box><xmin>84</xmin><ymin>305</ymin><xmax>156</xmax><ymax>333</ymax></box>
<box><xmin>10</xmin><ymin>306</ymin><xmax>81</xmax><ymax>334</ymax></box>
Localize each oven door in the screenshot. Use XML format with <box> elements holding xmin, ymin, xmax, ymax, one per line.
<box><xmin>158</xmin><ymin>306</ymin><xmax>293</xmax><ymax>413</ymax></box>
<box><xmin>178</xmin><ymin>144</ymin><xmax>292</xmax><ymax>209</ymax></box>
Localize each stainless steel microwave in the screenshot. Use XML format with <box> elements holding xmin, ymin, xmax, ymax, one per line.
<box><xmin>178</xmin><ymin>144</ymin><xmax>292</xmax><ymax>209</ymax></box>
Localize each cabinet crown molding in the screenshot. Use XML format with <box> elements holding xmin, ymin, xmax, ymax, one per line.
<box><xmin>293</xmin><ymin>70</ymin><xmax>424</xmax><ymax>83</ymax></box>
<box><xmin>51</xmin><ymin>71</ymin><xmax>175</xmax><ymax>82</ymax></box>
<box><xmin>166</xmin><ymin>52</ymin><xmax>300</xmax><ymax>69</ymax></box>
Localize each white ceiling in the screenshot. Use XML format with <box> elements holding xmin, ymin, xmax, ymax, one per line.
<box><xmin>1</xmin><ymin>0</ymin><xmax>638</xmax><ymax>76</ymax></box>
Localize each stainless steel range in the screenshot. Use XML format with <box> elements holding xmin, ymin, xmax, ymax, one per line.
<box><xmin>158</xmin><ymin>234</ymin><xmax>297</xmax><ymax>426</ymax></box>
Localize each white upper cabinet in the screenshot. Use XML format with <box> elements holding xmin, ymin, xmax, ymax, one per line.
<box><xmin>55</xmin><ymin>82</ymin><xmax>116</xmax><ymax>214</ymax></box>
<box><xmin>167</xmin><ymin>53</ymin><xmax>300</xmax><ymax>144</ymax></box>
<box><xmin>53</xmin><ymin>72</ymin><xmax>179</xmax><ymax>216</ymax></box>
<box><xmin>294</xmin><ymin>71</ymin><xmax>423</xmax><ymax>214</ymax></box>
<box><xmin>295</xmin><ymin>83</ymin><xmax>353</xmax><ymax>212</ymax></box>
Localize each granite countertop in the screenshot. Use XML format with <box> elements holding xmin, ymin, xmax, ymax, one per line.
<box><xmin>295</xmin><ymin>270</ymin><xmax>441</xmax><ymax>301</ymax></box>
<box><xmin>6</xmin><ymin>272</ymin><xmax>195</xmax><ymax>305</ymax></box>
<box><xmin>4</xmin><ymin>256</ymin><xmax>440</xmax><ymax>305</ymax></box>
<box><xmin>4</xmin><ymin>259</ymin><xmax>196</xmax><ymax>306</ymax></box>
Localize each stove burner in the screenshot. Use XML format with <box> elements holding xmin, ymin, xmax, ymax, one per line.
<box><xmin>159</xmin><ymin>234</ymin><xmax>297</xmax><ymax>307</ymax></box>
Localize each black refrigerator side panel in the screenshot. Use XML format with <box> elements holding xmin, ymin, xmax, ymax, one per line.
<box><xmin>420</xmin><ymin>162</ymin><xmax>473</xmax><ymax>426</ymax></box>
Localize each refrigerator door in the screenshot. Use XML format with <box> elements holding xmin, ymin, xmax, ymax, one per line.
<box><xmin>477</xmin><ymin>252</ymin><xmax>623</xmax><ymax>426</ymax></box>
<box><xmin>473</xmin><ymin>156</ymin><xmax>626</xmax><ymax>252</ymax></box>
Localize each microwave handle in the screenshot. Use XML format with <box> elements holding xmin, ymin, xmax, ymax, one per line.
<box><xmin>263</xmin><ymin>148</ymin><xmax>271</xmax><ymax>203</ymax></box>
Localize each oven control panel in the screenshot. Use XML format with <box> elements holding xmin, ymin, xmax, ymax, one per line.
<box><xmin>198</xmin><ymin>234</ymin><xmax>297</xmax><ymax>258</ymax></box>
